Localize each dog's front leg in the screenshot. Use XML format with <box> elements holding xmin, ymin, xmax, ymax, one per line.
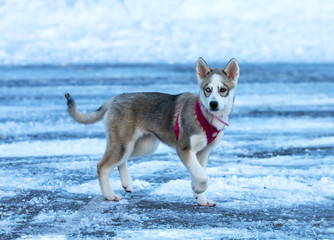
<box><xmin>194</xmin><ymin>148</ymin><xmax>216</xmax><ymax>207</ymax></box>
<box><xmin>177</xmin><ymin>148</ymin><xmax>208</xmax><ymax>195</ymax></box>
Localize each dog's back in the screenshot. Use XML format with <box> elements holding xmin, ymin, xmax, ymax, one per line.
<box><xmin>106</xmin><ymin>92</ymin><xmax>194</xmax><ymax>147</ymax></box>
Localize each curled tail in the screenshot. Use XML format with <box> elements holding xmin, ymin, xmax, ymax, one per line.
<box><xmin>65</xmin><ymin>93</ymin><xmax>113</xmax><ymax>124</ymax></box>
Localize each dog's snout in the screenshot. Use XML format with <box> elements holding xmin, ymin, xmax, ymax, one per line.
<box><xmin>209</xmin><ymin>101</ymin><xmax>218</xmax><ymax>110</ymax></box>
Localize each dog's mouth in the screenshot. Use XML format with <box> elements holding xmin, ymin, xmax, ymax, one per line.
<box><xmin>210</xmin><ymin>108</ymin><xmax>219</xmax><ymax>112</ymax></box>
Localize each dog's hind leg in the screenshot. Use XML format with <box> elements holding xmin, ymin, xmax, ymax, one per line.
<box><xmin>118</xmin><ymin>134</ymin><xmax>159</xmax><ymax>193</ymax></box>
<box><xmin>97</xmin><ymin>139</ymin><xmax>135</xmax><ymax>201</ymax></box>
<box><xmin>118</xmin><ymin>162</ymin><xmax>133</xmax><ymax>193</ymax></box>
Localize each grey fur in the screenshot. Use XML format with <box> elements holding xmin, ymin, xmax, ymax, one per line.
<box><xmin>65</xmin><ymin>93</ymin><xmax>113</xmax><ymax>124</ymax></box>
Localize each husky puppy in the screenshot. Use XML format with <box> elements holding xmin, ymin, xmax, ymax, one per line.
<box><xmin>65</xmin><ymin>58</ymin><xmax>239</xmax><ymax>206</ymax></box>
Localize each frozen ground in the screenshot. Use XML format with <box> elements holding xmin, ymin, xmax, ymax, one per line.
<box><xmin>0</xmin><ymin>0</ymin><xmax>334</xmax><ymax>64</ymax></box>
<box><xmin>0</xmin><ymin>62</ymin><xmax>334</xmax><ymax>239</ymax></box>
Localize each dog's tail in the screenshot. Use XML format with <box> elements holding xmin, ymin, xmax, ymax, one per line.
<box><xmin>65</xmin><ymin>93</ymin><xmax>113</xmax><ymax>124</ymax></box>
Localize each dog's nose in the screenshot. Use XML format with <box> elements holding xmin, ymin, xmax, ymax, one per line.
<box><xmin>209</xmin><ymin>101</ymin><xmax>218</xmax><ymax>110</ymax></box>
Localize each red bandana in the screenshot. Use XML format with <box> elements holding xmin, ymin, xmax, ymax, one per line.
<box><xmin>195</xmin><ymin>100</ymin><xmax>220</xmax><ymax>144</ymax></box>
<box><xmin>174</xmin><ymin>100</ymin><xmax>221</xmax><ymax>144</ymax></box>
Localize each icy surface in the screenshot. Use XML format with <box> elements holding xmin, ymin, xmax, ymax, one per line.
<box><xmin>1</xmin><ymin>63</ymin><xmax>334</xmax><ymax>239</ymax></box>
<box><xmin>0</xmin><ymin>0</ymin><xmax>334</xmax><ymax>65</ymax></box>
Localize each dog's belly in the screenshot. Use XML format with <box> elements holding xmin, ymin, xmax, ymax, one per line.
<box><xmin>131</xmin><ymin>134</ymin><xmax>159</xmax><ymax>157</ymax></box>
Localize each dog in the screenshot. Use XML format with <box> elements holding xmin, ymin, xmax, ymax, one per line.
<box><xmin>65</xmin><ymin>58</ymin><xmax>239</xmax><ymax>206</ymax></box>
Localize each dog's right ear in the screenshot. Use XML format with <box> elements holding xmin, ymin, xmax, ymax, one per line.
<box><xmin>224</xmin><ymin>58</ymin><xmax>239</xmax><ymax>81</ymax></box>
<box><xmin>196</xmin><ymin>57</ymin><xmax>211</xmax><ymax>82</ymax></box>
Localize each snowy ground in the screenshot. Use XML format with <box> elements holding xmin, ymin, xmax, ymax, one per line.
<box><xmin>0</xmin><ymin>63</ymin><xmax>334</xmax><ymax>239</ymax></box>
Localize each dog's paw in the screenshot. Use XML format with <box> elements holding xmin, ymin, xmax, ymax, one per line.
<box><xmin>197</xmin><ymin>199</ymin><xmax>216</xmax><ymax>207</ymax></box>
<box><xmin>195</xmin><ymin>193</ymin><xmax>216</xmax><ymax>207</ymax></box>
<box><xmin>104</xmin><ymin>193</ymin><xmax>123</xmax><ymax>201</ymax></box>
<box><xmin>122</xmin><ymin>184</ymin><xmax>133</xmax><ymax>193</ymax></box>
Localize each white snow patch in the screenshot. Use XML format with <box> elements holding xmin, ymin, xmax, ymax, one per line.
<box><xmin>217</xmin><ymin>134</ymin><xmax>334</xmax><ymax>154</ymax></box>
<box><xmin>114</xmin><ymin>227</ymin><xmax>296</xmax><ymax>240</ymax></box>
<box><xmin>208</xmin><ymin>176</ymin><xmax>333</xmax><ymax>207</ymax></box>
<box><xmin>129</xmin><ymin>160</ymin><xmax>178</xmax><ymax>176</ymax></box>
<box><xmin>236</xmin><ymin>93</ymin><xmax>334</xmax><ymax>108</ymax></box>
<box><xmin>33</xmin><ymin>211</ymin><xmax>56</xmax><ymax>223</ymax></box>
<box><xmin>0</xmin><ymin>174</ymin><xmax>40</xmax><ymax>191</ymax></box>
<box><xmin>152</xmin><ymin>179</ymin><xmax>192</xmax><ymax>197</ymax></box>
<box><xmin>0</xmin><ymin>138</ymin><xmax>176</xmax><ymax>158</ymax></box>
<box><xmin>0</xmin><ymin>138</ymin><xmax>106</xmax><ymax>157</ymax></box>
<box><xmin>229</xmin><ymin>118</ymin><xmax>334</xmax><ymax>133</ymax></box>
<box><xmin>17</xmin><ymin>235</ymin><xmax>66</xmax><ymax>240</ymax></box>
<box><xmin>0</xmin><ymin>189</ymin><xmax>16</xmax><ymax>197</ymax></box>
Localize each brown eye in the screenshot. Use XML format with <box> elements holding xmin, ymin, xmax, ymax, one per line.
<box><xmin>220</xmin><ymin>88</ymin><xmax>227</xmax><ymax>93</ymax></box>
<box><xmin>205</xmin><ymin>88</ymin><xmax>212</xmax><ymax>93</ymax></box>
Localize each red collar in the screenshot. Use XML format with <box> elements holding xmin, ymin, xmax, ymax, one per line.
<box><xmin>174</xmin><ymin>100</ymin><xmax>228</xmax><ymax>144</ymax></box>
<box><xmin>195</xmin><ymin>100</ymin><xmax>220</xmax><ymax>144</ymax></box>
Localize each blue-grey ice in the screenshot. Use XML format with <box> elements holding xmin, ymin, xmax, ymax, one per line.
<box><xmin>0</xmin><ymin>63</ymin><xmax>333</xmax><ymax>239</ymax></box>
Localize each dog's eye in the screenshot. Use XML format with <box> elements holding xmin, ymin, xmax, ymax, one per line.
<box><xmin>205</xmin><ymin>88</ymin><xmax>211</xmax><ymax>93</ymax></box>
<box><xmin>220</xmin><ymin>88</ymin><xmax>227</xmax><ymax>93</ymax></box>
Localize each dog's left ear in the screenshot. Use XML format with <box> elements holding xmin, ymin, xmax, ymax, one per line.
<box><xmin>224</xmin><ymin>58</ymin><xmax>239</xmax><ymax>81</ymax></box>
<box><xmin>196</xmin><ymin>57</ymin><xmax>211</xmax><ymax>82</ymax></box>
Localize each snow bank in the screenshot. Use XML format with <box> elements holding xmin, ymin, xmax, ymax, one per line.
<box><xmin>0</xmin><ymin>0</ymin><xmax>333</xmax><ymax>65</ymax></box>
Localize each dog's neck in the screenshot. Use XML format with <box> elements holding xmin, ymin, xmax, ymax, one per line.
<box><xmin>198</xmin><ymin>102</ymin><xmax>230</xmax><ymax>130</ymax></box>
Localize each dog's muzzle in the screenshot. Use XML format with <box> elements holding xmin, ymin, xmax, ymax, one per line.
<box><xmin>209</xmin><ymin>101</ymin><xmax>219</xmax><ymax>111</ymax></box>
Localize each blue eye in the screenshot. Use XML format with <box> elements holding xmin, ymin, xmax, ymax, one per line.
<box><xmin>205</xmin><ymin>88</ymin><xmax>211</xmax><ymax>93</ymax></box>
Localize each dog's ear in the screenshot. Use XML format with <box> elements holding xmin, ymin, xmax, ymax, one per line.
<box><xmin>224</xmin><ymin>58</ymin><xmax>239</xmax><ymax>81</ymax></box>
<box><xmin>196</xmin><ymin>57</ymin><xmax>211</xmax><ymax>82</ymax></box>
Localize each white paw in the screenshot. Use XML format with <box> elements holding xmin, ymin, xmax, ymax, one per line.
<box><xmin>104</xmin><ymin>193</ymin><xmax>123</xmax><ymax>201</ymax></box>
<box><xmin>197</xmin><ymin>199</ymin><xmax>216</xmax><ymax>207</ymax></box>
<box><xmin>195</xmin><ymin>193</ymin><xmax>216</xmax><ymax>207</ymax></box>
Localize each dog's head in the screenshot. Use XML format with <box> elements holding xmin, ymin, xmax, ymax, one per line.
<box><xmin>197</xmin><ymin>57</ymin><xmax>239</xmax><ymax>113</ymax></box>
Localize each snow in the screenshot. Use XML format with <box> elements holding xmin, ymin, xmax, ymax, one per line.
<box><xmin>154</xmin><ymin>165</ymin><xmax>334</xmax><ymax>208</ymax></box>
<box><xmin>17</xmin><ymin>235</ymin><xmax>67</xmax><ymax>240</ymax></box>
<box><xmin>67</xmin><ymin>179</ymin><xmax>151</xmax><ymax>195</ymax></box>
<box><xmin>0</xmin><ymin>139</ymin><xmax>175</xmax><ymax>158</ymax></box>
<box><xmin>0</xmin><ymin>0</ymin><xmax>334</xmax><ymax>65</ymax></box>
<box><xmin>1</xmin><ymin>61</ymin><xmax>334</xmax><ymax>238</ymax></box>
<box><xmin>0</xmin><ymin>139</ymin><xmax>105</xmax><ymax>157</ymax></box>
<box><xmin>114</xmin><ymin>228</ymin><xmax>258</xmax><ymax>240</ymax></box>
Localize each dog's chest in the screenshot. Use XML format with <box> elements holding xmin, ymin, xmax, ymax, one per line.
<box><xmin>190</xmin><ymin>133</ymin><xmax>208</xmax><ymax>152</ymax></box>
